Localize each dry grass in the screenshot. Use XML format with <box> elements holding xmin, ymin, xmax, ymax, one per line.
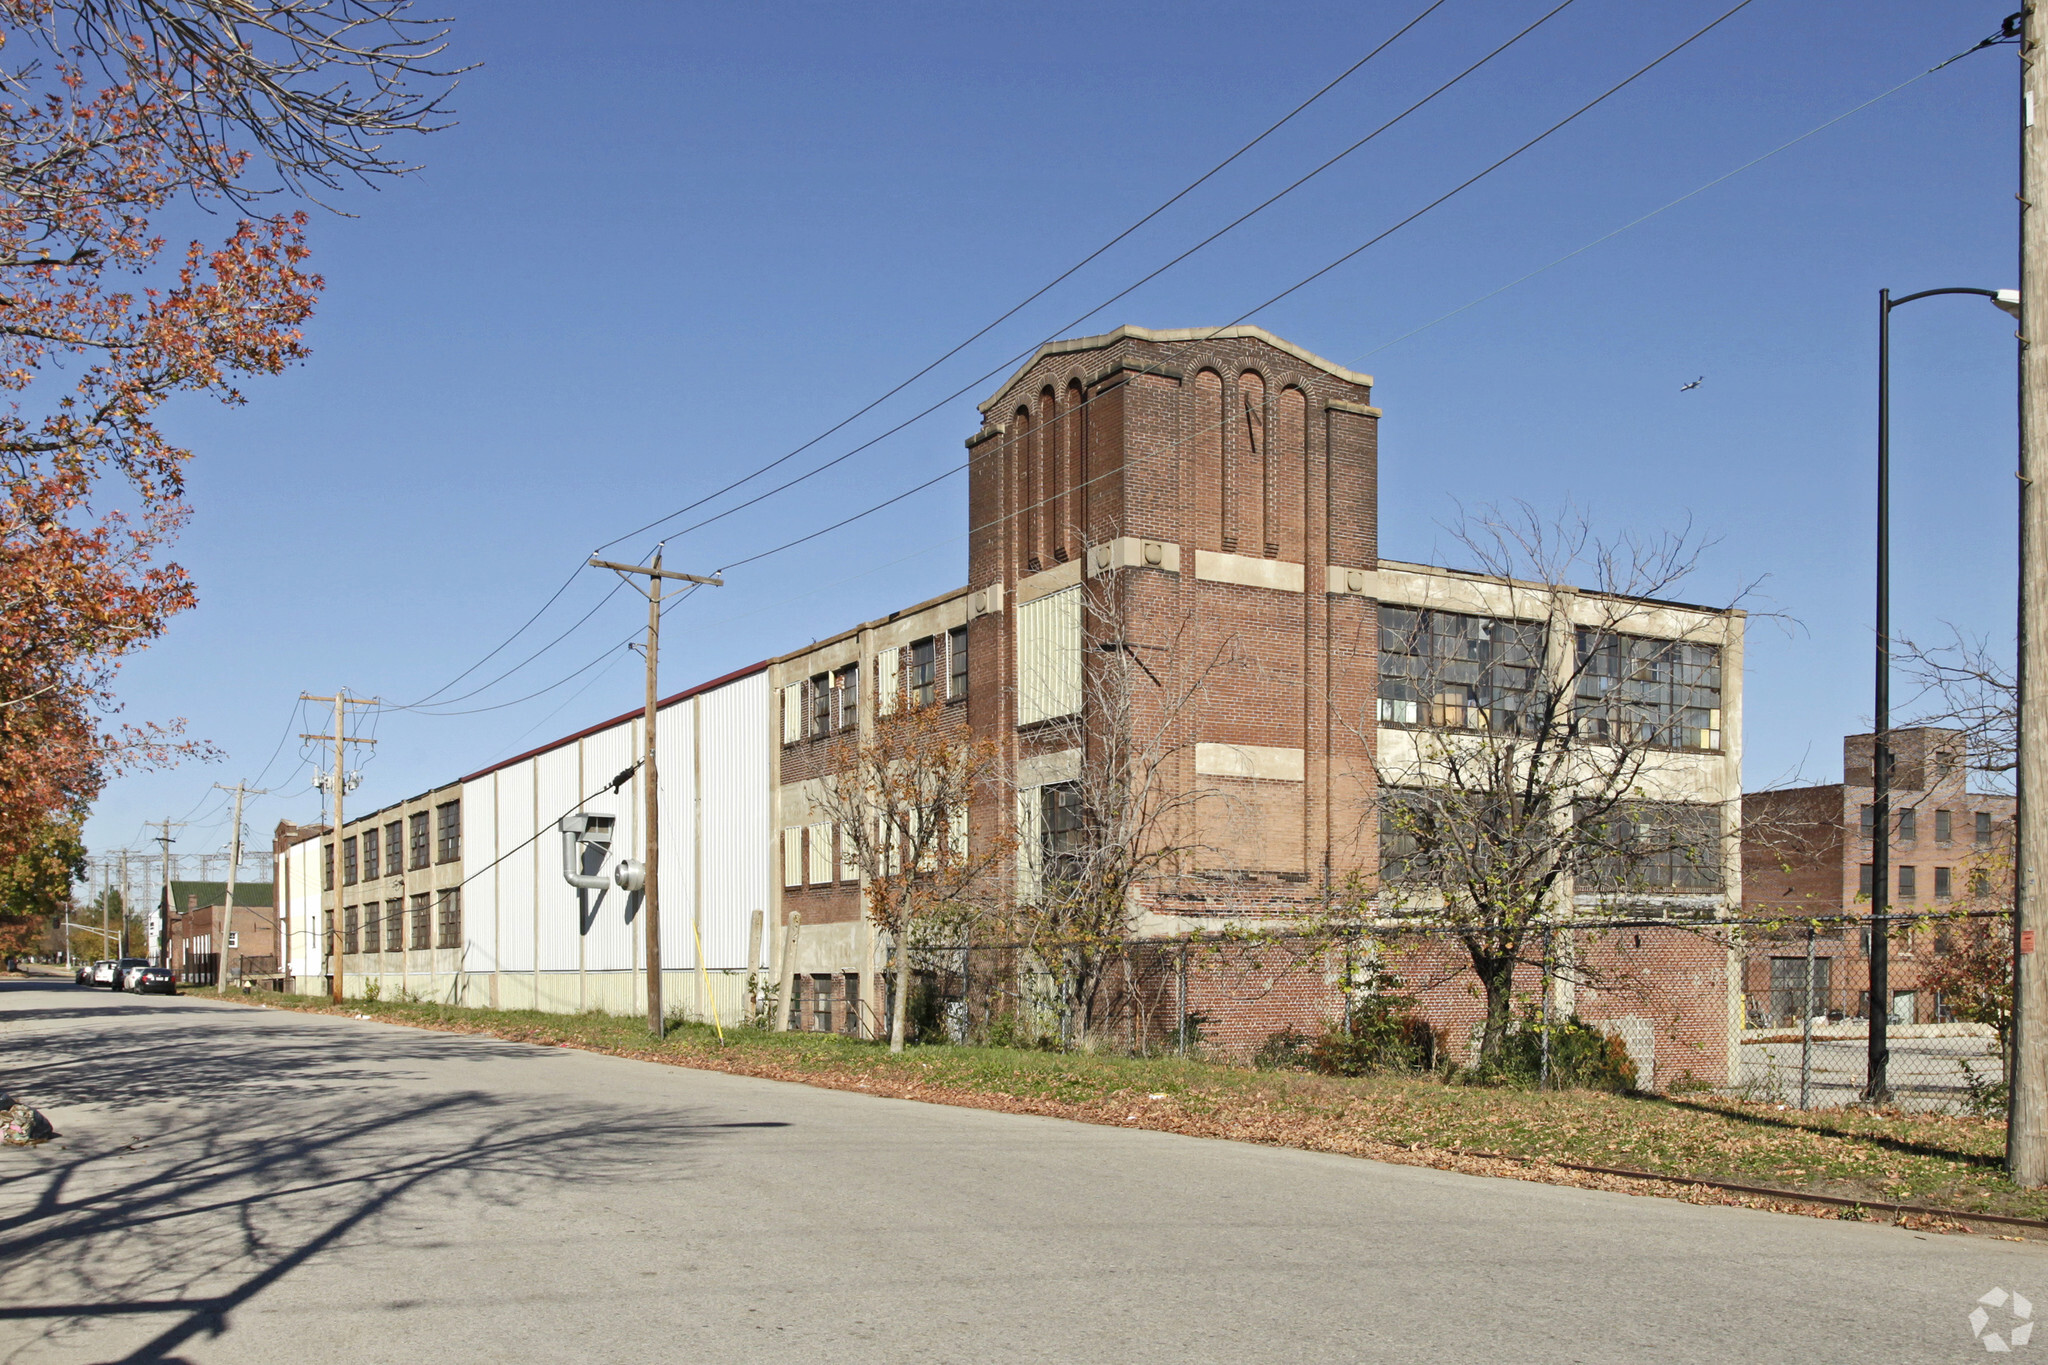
<box><xmin>235</xmin><ymin>988</ymin><xmax>2039</xmax><ymax>1236</ymax></box>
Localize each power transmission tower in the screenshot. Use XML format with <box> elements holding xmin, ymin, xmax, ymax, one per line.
<box><xmin>213</xmin><ymin>781</ymin><xmax>269</xmax><ymax>991</ymax></box>
<box><xmin>147</xmin><ymin>820</ymin><xmax>187</xmax><ymax>965</ymax></box>
<box><xmin>301</xmin><ymin>690</ymin><xmax>380</xmax><ymax>1004</ymax></box>
<box><xmin>589</xmin><ymin>550</ymin><xmax>722</xmax><ymax>1037</ymax></box>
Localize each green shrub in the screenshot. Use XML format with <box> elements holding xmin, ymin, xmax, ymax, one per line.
<box><xmin>1289</xmin><ymin>967</ymin><xmax>1442</xmax><ymax>1076</ymax></box>
<box><xmin>1480</xmin><ymin>1008</ymin><xmax>1637</xmax><ymax>1092</ymax></box>
<box><xmin>1254</xmin><ymin>1028</ymin><xmax>1314</xmax><ymax>1071</ymax></box>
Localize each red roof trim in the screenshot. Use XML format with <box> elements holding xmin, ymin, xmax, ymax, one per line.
<box><xmin>458</xmin><ymin>660</ymin><xmax>769</xmax><ymax>785</ymax></box>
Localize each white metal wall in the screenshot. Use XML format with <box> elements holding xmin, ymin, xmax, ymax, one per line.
<box><xmin>458</xmin><ymin>670</ymin><xmax>770</xmax><ymax>983</ymax></box>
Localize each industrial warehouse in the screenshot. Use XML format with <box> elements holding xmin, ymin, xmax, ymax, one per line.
<box><xmin>274</xmin><ymin>324</ymin><xmax>1747</xmax><ymax>1084</ymax></box>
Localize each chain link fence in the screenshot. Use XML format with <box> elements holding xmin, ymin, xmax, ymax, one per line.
<box><xmin>774</xmin><ymin>911</ymin><xmax>2013</xmax><ymax>1113</ymax></box>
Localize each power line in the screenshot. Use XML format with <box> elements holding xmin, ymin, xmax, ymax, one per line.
<box><xmin>1210</xmin><ymin>0</ymin><xmax>1762</xmax><ymax>330</ymax></box>
<box><xmin>589</xmin><ymin>0</ymin><xmax>1453</xmax><ymax>560</ymax></box>
<box><xmin>596</xmin><ymin>0</ymin><xmax>1575</xmax><ymax>559</ymax></box>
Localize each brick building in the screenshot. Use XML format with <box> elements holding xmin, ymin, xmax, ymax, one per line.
<box><xmin>162</xmin><ymin>880</ymin><xmax>276</xmax><ymax>986</ymax></box>
<box><xmin>1741</xmin><ymin>727</ymin><xmax>2014</xmax><ymax>1026</ymax></box>
<box><xmin>281</xmin><ymin>324</ymin><xmax>1746</xmax><ymax>1085</ymax></box>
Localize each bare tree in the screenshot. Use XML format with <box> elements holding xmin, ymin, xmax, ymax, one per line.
<box><xmin>1899</xmin><ymin>626</ymin><xmax>2015</xmax><ymax>786</ymax></box>
<box><xmin>1002</xmin><ymin>564</ymin><xmax>1244</xmax><ymax>1047</ymax></box>
<box><xmin>1360</xmin><ymin>504</ymin><xmax>1745</xmax><ymax>1066</ymax></box>
<box><xmin>811</xmin><ymin>697</ymin><xmax>1009</xmax><ymax>1054</ymax></box>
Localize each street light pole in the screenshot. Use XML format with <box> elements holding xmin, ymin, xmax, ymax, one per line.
<box><xmin>1872</xmin><ymin>285</ymin><xmax>2019</xmax><ymax>1104</ymax></box>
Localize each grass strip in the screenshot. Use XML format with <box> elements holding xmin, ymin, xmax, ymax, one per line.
<box><xmin>228</xmin><ymin>988</ymin><xmax>2042</xmax><ymax>1237</ymax></box>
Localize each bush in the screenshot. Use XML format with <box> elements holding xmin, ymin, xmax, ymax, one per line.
<box><xmin>1254</xmin><ymin>1028</ymin><xmax>1314</xmax><ymax>1071</ymax></box>
<box><xmin>1287</xmin><ymin>967</ymin><xmax>1442</xmax><ymax>1077</ymax></box>
<box><xmin>1480</xmin><ymin>1009</ymin><xmax>1637</xmax><ymax>1092</ymax></box>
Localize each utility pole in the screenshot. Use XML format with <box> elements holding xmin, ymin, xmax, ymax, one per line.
<box><xmin>116</xmin><ymin>851</ymin><xmax>128</xmax><ymax>958</ymax></box>
<box><xmin>590</xmin><ymin>549</ymin><xmax>722</xmax><ymax>1037</ymax></box>
<box><xmin>2016</xmin><ymin>2</ymin><xmax>2048</xmax><ymax>1185</ymax></box>
<box><xmin>302</xmin><ymin>691</ymin><xmax>379</xmax><ymax>1005</ymax></box>
<box><xmin>147</xmin><ymin>820</ymin><xmax>186</xmax><ymax>965</ymax></box>
<box><xmin>213</xmin><ymin>781</ymin><xmax>269</xmax><ymax>991</ymax></box>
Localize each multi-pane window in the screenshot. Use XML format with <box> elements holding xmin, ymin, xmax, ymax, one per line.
<box><xmin>1378</xmin><ymin>607</ymin><xmax>1546</xmax><ymax>734</ymax></box>
<box><xmin>362</xmin><ymin>827</ymin><xmax>380</xmax><ymax>881</ymax></box>
<box><xmin>1977</xmin><ymin>811</ymin><xmax>1994</xmax><ymax>847</ymax></box>
<box><xmin>1859</xmin><ymin>864</ymin><xmax>1875</xmax><ymax>897</ymax></box>
<box><xmin>323</xmin><ymin>844</ymin><xmax>334</xmax><ymax>891</ymax></box>
<box><xmin>1040</xmin><ymin>782</ymin><xmax>1085</xmax><ymax>883</ymax></box>
<box><xmin>812</xmin><ymin>974</ymin><xmax>834</xmax><ymax>1032</ymax></box>
<box><xmin>385</xmin><ymin>821</ymin><xmax>404</xmax><ymax>874</ymax></box>
<box><xmin>436</xmin><ymin>801</ymin><xmax>461</xmax><ymax>862</ymax></box>
<box><xmin>410</xmin><ymin>812</ymin><xmax>430</xmax><ymax>869</ymax></box>
<box><xmin>810</xmin><ymin>672</ymin><xmax>830</xmax><ymax>736</ymax></box>
<box><xmin>909</xmin><ymin>637</ymin><xmax>938</xmax><ymax>707</ymax></box>
<box><xmin>948</xmin><ymin>626</ymin><xmax>968</xmax><ymax>700</ymax></box>
<box><xmin>842</xmin><ymin>974</ymin><xmax>861</xmax><ymax>1036</ymax></box>
<box><xmin>359</xmin><ymin>902</ymin><xmax>377</xmax><ymax>952</ymax></box>
<box><xmin>1898</xmin><ymin>809</ymin><xmax>1917</xmax><ymax>843</ymax></box>
<box><xmin>1935</xmin><ymin>866</ymin><xmax>1953</xmax><ymax>899</ymax></box>
<box><xmin>1378</xmin><ymin>793</ymin><xmax>1427</xmax><ymax>880</ymax></box>
<box><xmin>384</xmin><ymin>899</ymin><xmax>404</xmax><ymax>952</ymax></box>
<box><xmin>1859</xmin><ymin>805</ymin><xmax>1875</xmax><ymax>839</ymax></box>
<box><xmin>436</xmin><ymin>889</ymin><xmax>462</xmax><ymax>948</ymax></box>
<box><xmin>834</xmin><ymin>664</ymin><xmax>859</xmax><ymax>731</ymax></box>
<box><xmin>1579</xmin><ymin>802</ymin><xmax>1723</xmax><ymax>892</ymax></box>
<box><xmin>1898</xmin><ymin>866</ymin><xmax>1918</xmax><ymax>899</ymax></box>
<box><xmin>342</xmin><ymin>836</ymin><xmax>359</xmax><ymax>886</ymax></box>
<box><xmin>1971</xmin><ymin>867</ymin><xmax>1993</xmax><ymax>898</ymax></box>
<box><xmin>410</xmin><ymin>893</ymin><xmax>431</xmax><ymax>949</ymax></box>
<box><xmin>343</xmin><ymin>906</ymin><xmax>359</xmax><ymax>954</ymax></box>
<box><xmin>1936</xmin><ymin>809</ymin><xmax>1953</xmax><ymax>844</ymax></box>
<box><xmin>1574</xmin><ymin>630</ymin><xmax>1722</xmax><ymax>750</ymax></box>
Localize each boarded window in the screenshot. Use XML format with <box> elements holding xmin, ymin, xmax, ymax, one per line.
<box><xmin>781</xmin><ymin>682</ymin><xmax>804</xmax><ymax>744</ymax></box>
<box><xmin>1898</xmin><ymin>809</ymin><xmax>1917</xmax><ymax>843</ymax></box>
<box><xmin>876</xmin><ymin>646</ymin><xmax>901</xmax><ymax>717</ymax></box>
<box><xmin>782</xmin><ymin>828</ymin><xmax>803</xmax><ymax>889</ymax></box>
<box><xmin>1936</xmin><ymin>809</ymin><xmax>1953</xmax><ymax>843</ymax></box>
<box><xmin>1978</xmin><ymin>811</ymin><xmax>1994</xmax><ymax>847</ymax></box>
<box><xmin>807</xmin><ymin>822</ymin><xmax>833</xmax><ymax>886</ymax></box>
<box><xmin>1898</xmin><ymin>865</ymin><xmax>1917</xmax><ymax>899</ymax></box>
<box><xmin>1016</xmin><ymin>586</ymin><xmax>1082</xmax><ymax>726</ymax></box>
<box><xmin>840</xmin><ymin>822</ymin><xmax>860</xmax><ymax>883</ymax></box>
<box><xmin>1935</xmin><ymin>866</ymin><xmax>1952</xmax><ymax>899</ymax></box>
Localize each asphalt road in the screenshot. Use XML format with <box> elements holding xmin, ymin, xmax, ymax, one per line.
<box><xmin>2</xmin><ymin>976</ymin><xmax>2043</xmax><ymax>1364</ymax></box>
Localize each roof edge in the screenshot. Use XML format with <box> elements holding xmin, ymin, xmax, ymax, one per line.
<box><xmin>976</xmin><ymin>325</ymin><xmax>1374</xmax><ymax>417</ymax></box>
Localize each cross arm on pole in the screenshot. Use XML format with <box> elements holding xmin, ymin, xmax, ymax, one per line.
<box><xmin>588</xmin><ymin>556</ymin><xmax>724</xmax><ymax>588</ymax></box>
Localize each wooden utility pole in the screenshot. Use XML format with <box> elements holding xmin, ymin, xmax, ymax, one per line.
<box><xmin>212</xmin><ymin>781</ymin><xmax>268</xmax><ymax>991</ymax></box>
<box><xmin>147</xmin><ymin>819</ymin><xmax>187</xmax><ymax>965</ymax></box>
<box><xmin>2016</xmin><ymin>2</ymin><xmax>2048</xmax><ymax>1185</ymax></box>
<box><xmin>301</xmin><ymin>691</ymin><xmax>380</xmax><ymax>1005</ymax></box>
<box><xmin>589</xmin><ymin>551</ymin><xmax>722</xmax><ymax>1037</ymax></box>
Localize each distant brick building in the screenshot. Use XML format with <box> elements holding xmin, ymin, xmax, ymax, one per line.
<box><xmin>162</xmin><ymin>880</ymin><xmax>277</xmax><ymax>986</ymax></box>
<box><xmin>1741</xmin><ymin>728</ymin><xmax>2013</xmax><ymax>1026</ymax></box>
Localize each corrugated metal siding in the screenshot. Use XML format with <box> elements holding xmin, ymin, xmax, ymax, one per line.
<box><xmin>463</xmin><ymin>776</ymin><xmax>498</xmax><ymax>974</ymax></box>
<box><xmin>699</xmin><ymin>674</ymin><xmax>769</xmax><ymax>971</ymax></box>
<box><xmin>655</xmin><ymin>692</ymin><xmax>695</xmax><ymax>968</ymax></box>
<box><xmin>495</xmin><ymin>764</ymin><xmax>537</xmax><ymax>972</ymax></box>
<box><xmin>577</xmin><ymin>721</ymin><xmax>636</xmax><ymax>973</ymax></box>
<box><xmin>535</xmin><ymin>745</ymin><xmax>583</xmax><ymax>971</ymax></box>
<box><xmin>1016</xmin><ymin>586</ymin><xmax>1082</xmax><ymax>725</ymax></box>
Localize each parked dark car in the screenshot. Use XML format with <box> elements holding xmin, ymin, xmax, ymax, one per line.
<box><xmin>74</xmin><ymin>961</ymin><xmax>92</xmax><ymax>985</ymax></box>
<box><xmin>105</xmin><ymin>957</ymin><xmax>149</xmax><ymax>990</ymax></box>
<box><xmin>128</xmin><ymin>966</ymin><xmax>176</xmax><ymax>995</ymax></box>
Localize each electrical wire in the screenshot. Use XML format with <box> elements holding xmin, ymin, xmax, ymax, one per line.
<box><xmin>1208</xmin><ymin>0</ymin><xmax>1761</xmax><ymax>330</ymax></box>
<box><xmin>596</xmin><ymin>0</ymin><xmax>1578</xmax><ymax>558</ymax></box>
<box><xmin>589</xmin><ymin>0</ymin><xmax>1453</xmax><ymax>559</ymax></box>
<box><xmin>711</xmin><ymin>0</ymin><xmax>1754</xmax><ymax>580</ymax></box>
<box><xmin>402</xmin><ymin>563</ymin><xmax>587</xmax><ymax>708</ymax></box>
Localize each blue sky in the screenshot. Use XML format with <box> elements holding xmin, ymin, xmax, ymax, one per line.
<box><xmin>85</xmin><ymin>0</ymin><xmax>2023</xmax><ymax>871</ymax></box>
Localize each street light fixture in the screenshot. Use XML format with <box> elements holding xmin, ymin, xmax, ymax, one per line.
<box><xmin>1869</xmin><ymin>285</ymin><xmax>2018</xmax><ymax>1102</ymax></box>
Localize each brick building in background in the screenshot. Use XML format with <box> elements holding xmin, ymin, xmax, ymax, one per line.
<box><xmin>162</xmin><ymin>880</ymin><xmax>276</xmax><ymax>986</ymax></box>
<box><xmin>1741</xmin><ymin>727</ymin><xmax>2014</xmax><ymax>1026</ymax></box>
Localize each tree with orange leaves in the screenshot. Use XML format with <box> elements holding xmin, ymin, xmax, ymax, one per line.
<box><xmin>0</xmin><ymin>2</ymin><xmax>456</xmax><ymax>861</ymax></box>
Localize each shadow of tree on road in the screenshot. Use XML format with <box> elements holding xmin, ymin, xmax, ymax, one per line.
<box><xmin>0</xmin><ymin>981</ymin><xmax>761</xmax><ymax>1364</ymax></box>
